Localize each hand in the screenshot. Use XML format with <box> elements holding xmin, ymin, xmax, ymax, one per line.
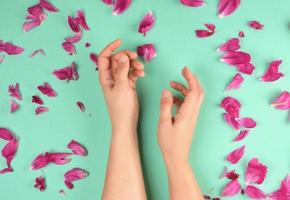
<box><xmin>98</xmin><ymin>39</ymin><xmax>145</xmax><ymax>132</ymax></box>
<box><xmin>157</xmin><ymin>67</ymin><xmax>204</xmax><ymax>165</ymax></box>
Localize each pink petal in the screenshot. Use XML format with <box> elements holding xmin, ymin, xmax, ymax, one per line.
<box><xmin>245</xmin><ymin>185</ymin><xmax>266</xmax><ymax>199</ymax></box>
<box><xmin>10</xmin><ymin>99</ymin><xmax>20</xmax><ymax>113</ymax></box>
<box><xmin>1</xmin><ymin>137</ymin><xmax>19</xmax><ymax>173</ymax></box>
<box><xmin>34</xmin><ymin>176</ymin><xmax>46</xmax><ymax>191</ymax></box>
<box><xmin>221</xmin><ymin>179</ymin><xmax>241</xmax><ymax>197</ymax></box>
<box><xmin>67</xmin><ymin>140</ymin><xmax>88</xmax><ymax>156</ymax></box>
<box><xmin>35</xmin><ymin>106</ymin><xmax>49</xmax><ymax>115</ymax></box>
<box><xmin>90</xmin><ymin>53</ymin><xmax>98</xmax><ymax>69</ymax></box>
<box><xmin>195</xmin><ymin>23</ymin><xmax>215</xmax><ymax>38</ymax></box>
<box><xmin>62</xmin><ymin>41</ymin><xmax>76</xmax><ymax>55</ymax></box>
<box><xmin>218</xmin><ymin>38</ymin><xmax>240</xmax><ymax>52</ymax></box>
<box><xmin>49</xmin><ymin>153</ymin><xmax>72</xmax><ymax>165</ymax></box>
<box><xmin>53</xmin><ymin>62</ymin><xmax>79</xmax><ymax>81</ymax></box>
<box><xmin>237</xmin><ymin>117</ymin><xmax>257</xmax><ymax>129</ymax></box>
<box><xmin>220</xmin><ymin>166</ymin><xmax>239</xmax><ymax>180</ymax></box>
<box><xmin>221</xmin><ymin>51</ymin><xmax>251</xmax><ymax>65</ymax></box>
<box><xmin>4</xmin><ymin>42</ymin><xmax>24</xmax><ymax>55</ymax></box>
<box><xmin>271</xmin><ymin>91</ymin><xmax>290</xmax><ymax>110</ymax></box>
<box><xmin>30</xmin><ymin>153</ymin><xmax>50</xmax><ymax>170</ymax></box>
<box><xmin>138</xmin><ymin>11</ymin><xmax>155</xmax><ymax>36</ymax></box>
<box><xmin>137</xmin><ymin>44</ymin><xmax>157</xmax><ymax>63</ymax></box>
<box><xmin>245</xmin><ymin>158</ymin><xmax>268</xmax><ymax>185</ymax></box>
<box><xmin>220</xmin><ymin>96</ymin><xmax>241</xmax><ymax>117</ymax></box>
<box><xmin>225</xmin><ymin>73</ymin><xmax>244</xmax><ymax>91</ymax></box>
<box><xmin>28</xmin><ymin>4</ymin><xmax>46</xmax><ymax>20</ymax></box>
<box><xmin>102</xmin><ymin>0</ymin><xmax>114</xmax><ymax>6</ymax></box>
<box><xmin>32</xmin><ymin>95</ymin><xmax>44</xmax><ymax>105</ymax></box>
<box><xmin>223</xmin><ymin>113</ymin><xmax>240</xmax><ymax>130</ymax></box>
<box><xmin>64</xmin><ymin>168</ymin><xmax>89</xmax><ymax>189</ymax></box>
<box><xmin>113</xmin><ymin>0</ymin><xmax>132</xmax><ymax>15</ymax></box>
<box><xmin>76</xmin><ymin>101</ymin><xmax>85</xmax><ymax>112</ymax></box>
<box><xmin>180</xmin><ymin>0</ymin><xmax>205</xmax><ymax>7</ymax></box>
<box><xmin>249</xmin><ymin>21</ymin><xmax>264</xmax><ymax>30</ymax></box>
<box><xmin>65</xmin><ymin>32</ymin><xmax>82</xmax><ymax>43</ymax></box>
<box><xmin>8</xmin><ymin>83</ymin><xmax>22</xmax><ymax>100</ymax></box>
<box><xmin>268</xmin><ymin>175</ymin><xmax>290</xmax><ymax>200</ymax></box>
<box><xmin>29</xmin><ymin>49</ymin><xmax>46</xmax><ymax>57</ymax></box>
<box><xmin>23</xmin><ymin>20</ymin><xmax>41</xmax><ymax>32</ymax></box>
<box><xmin>0</xmin><ymin>128</ymin><xmax>14</xmax><ymax>141</ymax></box>
<box><xmin>233</xmin><ymin>130</ymin><xmax>249</xmax><ymax>142</ymax></box>
<box><xmin>226</xmin><ymin>145</ymin><xmax>245</xmax><ymax>164</ymax></box>
<box><xmin>37</xmin><ymin>82</ymin><xmax>57</xmax><ymax>97</ymax></box>
<box><xmin>218</xmin><ymin>0</ymin><xmax>241</xmax><ymax>17</ymax></box>
<box><xmin>76</xmin><ymin>10</ymin><xmax>90</xmax><ymax>31</ymax></box>
<box><xmin>238</xmin><ymin>31</ymin><xmax>245</xmax><ymax>37</ymax></box>
<box><xmin>68</xmin><ymin>16</ymin><xmax>80</xmax><ymax>32</ymax></box>
<box><xmin>39</xmin><ymin>0</ymin><xmax>58</xmax><ymax>12</ymax></box>
<box><xmin>260</xmin><ymin>60</ymin><xmax>284</xmax><ymax>82</ymax></box>
<box><xmin>236</xmin><ymin>62</ymin><xmax>255</xmax><ymax>75</ymax></box>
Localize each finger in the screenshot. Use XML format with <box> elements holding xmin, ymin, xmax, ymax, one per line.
<box><xmin>111</xmin><ymin>53</ymin><xmax>130</xmax><ymax>83</ymax></box>
<box><xmin>130</xmin><ymin>60</ymin><xmax>144</xmax><ymax>70</ymax></box>
<box><xmin>159</xmin><ymin>90</ymin><xmax>173</xmax><ymax>125</ymax></box>
<box><xmin>182</xmin><ymin>66</ymin><xmax>197</xmax><ymax>91</ymax></box>
<box><xmin>120</xmin><ymin>50</ymin><xmax>138</xmax><ymax>60</ymax></box>
<box><xmin>99</xmin><ymin>39</ymin><xmax>122</xmax><ymax>59</ymax></box>
<box><xmin>170</xmin><ymin>81</ymin><xmax>189</xmax><ymax>96</ymax></box>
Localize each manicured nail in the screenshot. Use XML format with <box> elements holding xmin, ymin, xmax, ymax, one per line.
<box><xmin>119</xmin><ymin>55</ymin><xmax>128</xmax><ymax>63</ymax></box>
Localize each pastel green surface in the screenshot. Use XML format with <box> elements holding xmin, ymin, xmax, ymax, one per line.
<box><xmin>0</xmin><ymin>0</ymin><xmax>290</xmax><ymax>199</ymax></box>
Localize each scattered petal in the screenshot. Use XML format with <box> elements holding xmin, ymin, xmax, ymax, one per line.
<box><xmin>31</xmin><ymin>152</ymin><xmax>72</xmax><ymax>170</ymax></box>
<box><xmin>268</xmin><ymin>174</ymin><xmax>290</xmax><ymax>200</ymax></box>
<box><xmin>245</xmin><ymin>185</ymin><xmax>266</xmax><ymax>199</ymax></box>
<box><xmin>62</xmin><ymin>41</ymin><xmax>76</xmax><ymax>55</ymax></box>
<box><xmin>0</xmin><ymin>128</ymin><xmax>14</xmax><ymax>141</ymax></box>
<box><xmin>260</xmin><ymin>60</ymin><xmax>284</xmax><ymax>82</ymax></box>
<box><xmin>137</xmin><ymin>44</ymin><xmax>157</xmax><ymax>62</ymax></box>
<box><xmin>49</xmin><ymin>153</ymin><xmax>72</xmax><ymax>165</ymax></box>
<box><xmin>113</xmin><ymin>0</ymin><xmax>132</xmax><ymax>15</ymax></box>
<box><xmin>10</xmin><ymin>99</ymin><xmax>20</xmax><ymax>113</ymax></box>
<box><xmin>3</xmin><ymin>42</ymin><xmax>24</xmax><ymax>55</ymax></box>
<box><xmin>90</xmin><ymin>53</ymin><xmax>98</xmax><ymax>69</ymax></box>
<box><xmin>233</xmin><ymin>130</ymin><xmax>249</xmax><ymax>142</ymax></box>
<box><xmin>238</xmin><ymin>31</ymin><xmax>245</xmax><ymax>37</ymax></box>
<box><xmin>220</xmin><ymin>166</ymin><xmax>239</xmax><ymax>180</ymax></box>
<box><xmin>223</xmin><ymin>112</ymin><xmax>240</xmax><ymax>130</ymax></box>
<box><xmin>138</xmin><ymin>11</ymin><xmax>155</xmax><ymax>36</ymax></box>
<box><xmin>221</xmin><ymin>179</ymin><xmax>241</xmax><ymax>197</ymax></box>
<box><xmin>29</xmin><ymin>49</ymin><xmax>46</xmax><ymax>57</ymax></box>
<box><xmin>35</xmin><ymin>106</ymin><xmax>49</xmax><ymax>115</ymax></box>
<box><xmin>23</xmin><ymin>20</ymin><xmax>41</xmax><ymax>32</ymax></box>
<box><xmin>102</xmin><ymin>0</ymin><xmax>114</xmax><ymax>6</ymax></box>
<box><xmin>271</xmin><ymin>91</ymin><xmax>290</xmax><ymax>110</ymax></box>
<box><xmin>236</xmin><ymin>63</ymin><xmax>255</xmax><ymax>75</ymax></box>
<box><xmin>0</xmin><ymin>137</ymin><xmax>19</xmax><ymax>173</ymax></box>
<box><xmin>64</xmin><ymin>168</ymin><xmax>89</xmax><ymax>189</ymax></box>
<box><xmin>218</xmin><ymin>38</ymin><xmax>240</xmax><ymax>52</ymax></box>
<box><xmin>37</xmin><ymin>82</ymin><xmax>57</xmax><ymax>97</ymax></box>
<box><xmin>67</xmin><ymin>140</ymin><xmax>88</xmax><ymax>156</ymax></box>
<box><xmin>249</xmin><ymin>21</ymin><xmax>264</xmax><ymax>30</ymax></box>
<box><xmin>195</xmin><ymin>23</ymin><xmax>215</xmax><ymax>38</ymax></box>
<box><xmin>30</xmin><ymin>153</ymin><xmax>50</xmax><ymax>170</ymax></box>
<box><xmin>76</xmin><ymin>102</ymin><xmax>85</xmax><ymax>112</ymax></box>
<box><xmin>76</xmin><ymin>10</ymin><xmax>90</xmax><ymax>31</ymax></box>
<box><xmin>39</xmin><ymin>0</ymin><xmax>58</xmax><ymax>12</ymax></box>
<box><xmin>226</xmin><ymin>145</ymin><xmax>245</xmax><ymax>164</ymax></box>
<box><xmin>32</xmin><ymin>95</ymin><xmax>44</xmax><ymax>105</ymax></box>
<box><xmin>237</xmin><ymin>117</ymin><xmax>257</xmax><ymax>129</ymax></box>
<box><xmin>220</xmin><ymin>96</ymin><xmax>241</xmax><ymax>117</ymax></box>
<box><xmin>180</xmin><ymin>0</ymin><xmax>205</xmax><ymax>7</ymax></box>
<box><xmin>221</xmin><ymin>51</ymin><xmax>251</xmax><ymax>65</ymax></box>
<box><xmin>8</xmin><ymin>83</ymin><xmax>22</xmax><ymax>100</ymax></box>
<box><xmin>225</xmin><ymin>73</ymin><xmax>244</xmax><ymax>91</ymax></box>
<box><xmin>68</xmin><ymin>16</ymin><xmax>80</xmax><ymax>32</ymax></box>
<box><xmin>245</xmin><ymin>158</ymin><xmax>268</xmax><ymax>185</ymax></box>
<box><xmin>65</xmin><ymin>32</ymin><xmax>82</xmax><ymax>43</ymax></box>
<box><xmin>218</xmin><ymin>0</ymin><xmax>241</xmax><ymax>17</ymax></box>
<box><xmin>34</xmin><ymin>176</ymin><xmax>46</xmax><ymax>191</ymax></box>
<box><xmin>53</xmin><ymin>62</ymin><xmax>79</xmax><ymax>81</ymax></box>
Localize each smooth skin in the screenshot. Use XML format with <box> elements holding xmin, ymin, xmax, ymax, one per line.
<box><xmin>98</xmin><ymin>39</ymin><xmax>204</xmax><ymax>200</ymax></box>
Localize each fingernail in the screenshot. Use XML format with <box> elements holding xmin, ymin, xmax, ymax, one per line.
<box><xmin>162</xmin><ymin>90</ymin><xmax>171</xmax><ymax>98</ymax></box>
<box><xmin>118</xmin><ymin>55</ymin><xmax>128</xmax><ymax>63</ymax></box>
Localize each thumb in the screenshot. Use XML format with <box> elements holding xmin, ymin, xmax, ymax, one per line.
<box><xmin>159</xmin><ymin>90</ymin><xmax>173</xmax><ymax>125</ymax></box>
<box><xmin>113</xmin><ymin>54</ymin><xmax>130</xmax><ymax>83</ymax></box>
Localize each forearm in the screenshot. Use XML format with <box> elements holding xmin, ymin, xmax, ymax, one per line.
<box><xmin>165</xmin><ymin>160</ymin><xmax>204</xmax><ymax>200</ymax></box>
<box><xmin>102</xmin><ymin>127</ymin><xmax>146</xmax><ymax>200</ymax></box>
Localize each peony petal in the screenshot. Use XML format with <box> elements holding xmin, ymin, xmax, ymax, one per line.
<box><xmin>221</xmin><ymin>179</ymin><xmax>241</xmax><ymax>197</ymax></box>
<box><xmin>39</xmin><ymin>0</ymin><xmax>58</xmax><ymax>12</ymax></box>
<box><xmin>4</xmin><ymin>42</ymin><xmax>24</xmax><ymax>55</ymax></box>
<box><xmin>32</xmin><ymin>95</ymin><xmax>44</xmax><ymax>105</ymax></box>
<box><xmin>34</xmin><ymin>176</ymin><xmax>46</xmax><ymax>191</ymax></box>
<box><xmin>226</xmin><ymin>145</ymin><xmax>245</xmax><ymax>164</ymax></box>
<box><xmin>37</xmin><ymin>82</ymin><xmax>57</xmax><ymax>97</ymax></box>
<box><xmin>225</xmin><ymin>73</ymin><xmax>244</xmax><ymax>91</ymax></box>
<box><xmin>137</xmin><ymin>44</ymin><xmax>157</xmax><ymax>63</ymax></box>
<box><xmin>62</xmin><ymin>41</ymin><xmax>76</xmax><ymax>55</ymax></box>
<box><xmin>29</xmin><ymin>49</ymin><xmax>46</xmax><ymax>57</ymax></box>
<box><xmin>260</xmin><ymin>60</ymin><xmax>284</xmax><ymax>82</ymax></box>
<box><xmin>218</xmin><ymin>38</ymin><xmax>240</xmax><ymax>52</ymax></box>
<box><xmin>30</xmin><ymin>153</ymin><xmax>50</xmax><ymax>170</ymax></box>
<box><xmin>53</xmin><ymin>62</ymin><xmax>79</xmax><ymax>81</ymax></box>
<box><xmin>237</xmin><ymin>117</ymin><xmax>257</xmax><ymax>129</ymax></box>
<box><xmin>8</xmin><ymin>83</ymin><xmax>22</xmax><ymax>100</ymax></box>
<box><xmin>236</xmin><ymin>62</ymin><xmax>255</xmax><ymax>75</ymax></box>
<box><xmin>64</xmin><ymin>168</ymin><xmax>89</xmax><ymax>189</ymax></box>
<box><xmin>138</xmin><ymin>11</ymin><xmax>155</xmax><ymax>36</ymax></box>
<box><xmin>10</xmin><ymin>99</ymin><xmax>20</xmax><ymax>113</ymax></box>
<box><xmin>238</xmin><ymin>31</ymin><xmax>245</xmax><ymax>37</ymax></box>
<box><xmin>223</xmin><ymin>113</ymin><xmax>240</xmax><ymax>130</ymax></box>
<box><xmin>35</xmin><ymin>106</ymin><xmax>49</xmax><ymax>115</ymax></box>
<box><xmin>218</xmin><ymin>0</ymin><xmax>241</xmax><ymax>17</ymax></box>
<box><xmin>28</xmin><ymin>4</ymin><xmax>46</xmax><ymax>20</ymax></box>
<box><xmin>76</xmin><ymin>102</ymin><xmax>85</xmax><ymax>112</ymax></box>
<box><xmin>271</xmin><ymin>91</ymin><xmax>290</xmax><ymax>110</ymax></box>
<box><xmin>67</xmin><ymin>140</ymin><xmax>88</xmax><ymax>156</ymax></box>
<box><xmin>49</xmin><ymin>153</ymin><xmax>71</xmax><ymax>165</ymax></box>
<box><xmin>249</xmin><ymin>21</ymin><xmax>264</xmax><ymax>30</ymax></box>
<box><xmin>233</xmin><ymin>130</ymin><xmax>249</xmax><ymax>142</ymax></box>
<box><xmin>245</xmin><ymin>185</ymin><xmax>266</xmax><ymax>199</ymax></box>
<box><xmin>220</xmin><ymin>96</ymin><xmax>241</xmax><ymax>117</ymax></box>
<box><xmin>68</xmin><ymin>16</ymin><xmax>80</xmax><ymax>32</ymax></box>
<box><xmin>245</xmin><ymin>158</ymin><xmax>268</xmax><ymax>185</ymax></box>
<box><xmin>195</xmin><ymin>23</ymin><xmax>215</xmax><ymax>38</ymax></box>
<box><xmin>65</xmin><ymin>32</ymin><xmax>82</xmax><ymax>43</ymax></box>
<box><xmin>220</xmin><ymin>166</ymin><xmax>239</xmax><ymax>180</ymax></box>
<box><xmin>90</xmin><ymin>53</ymin><xmax>98</xmax><ymax>70</ymax></box>
<box><xmin>0</xmin><ymin>128</ymin><xmax>14</xmax><ymax>141</ymax></box>
<box><xmin>268</xmin><ymin>174</ymin><xmax>290</xmax><ymax>200</ymax></box>
<box><xmin>23</xmin><ymin>20</ymin><xmax>41</xmax><ymax>32</ymax></box>
<box><xmin>1</xmin><ymin>137</ymin><xmax>19</xmax><ymax>173</ymax></box>
<box><xmin>113</xmin><ymin>0</ymin><xmax>132</xmax><ymax>15</ymax></box>
<box><xmin>102</xmin><ymin>0</ymin><xmax>114</xmax><ymax>5</ymax></box>
<box><xmin>221</xmin><ymin>51</ymin><xmax>251</xmax><ymax>65</ymax></box>
<box><xmin>180</xmin><ymin>0</ymin><xmax>205</xmax><ymax>7</ymax></box>
<box><xmin>76</xmin><ymin>10</ymin><xmax>90</xmax><ymax>31</ymax></box>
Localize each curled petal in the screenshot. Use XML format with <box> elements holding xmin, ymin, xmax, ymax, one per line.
<box><xmin>53</xmin><ymin>62</ymin><xmax>79</xmax><ymax>81</ymax></box>
<box><xmin>220</xmin><ymin>166</ymin><xmax>239</xmax><ymax>180</ymax></box>
<box><xmin>39</xmin><ymin>0</ymin><xmax>58</xmax><ymax>12</ymax></box>
<box><xmin>1</xmin><ymin>137</ymin><xmax>19</xmax><ymax>173</ymax></box>
<box><xmin>221</xmin><ymin>179</ymin><xmax>241</xmax><ymax>197</ymax></box>
<box><xmin>138</xmin><ymin>11</ymin><xmax>155</xmax><ymax>36</ymax></box>
<box><xmin>4</xmin><ymin>43</ymin><xmax>24</xmax><ymax>55</ymax></box>
<box><xmin>233</xmin><ymin>130</ymin><xmax>249</xmax><ymax>142</ymax></box>
<box><xmin>35</xmin><ymin>106</ymin><xmax>49</xmax><ymax>115</ymax></box>
<box><xmin>29</xmin><ymin>49</ymin><xmax>46</xmax><ymax>57</ymax></box>
<box><xmin>28</xmin><ymin>5</ymin><xmax>46</xmax><ymax>20</ymax></box>
<box><xmin>0</xmin><ymin>128</ymin><xmax>14</xmax><ymax>141</ymax></box>
<box><xmin>137</xmin><ymin>44</ymin><xmax>157</xmax><ymax>62</ymax></box>
<box><xmin>238</xmin><ymin>31</ymin><xmax>245</xmax><ymax>37</ymax></box>
<box><xmin>218</xmin><ymin>0</ymin><xmax>241</xmax><ymax>17</ymax></box>
<box><xmin>223</xmin><ymin>113</ymin><xmax>240</xmax><ymax>130</ymax></box>
<box><xmin>68</xmin><ymin>16</ymin><xmax>80</xmax><ymax>32</ymax></box>
<box><xmin>249</xmin><ymin>21</ymin><xmax>264</xmax><ymax>30</ymax></box>
<box><xmin>49</xmin><ymin>153</ymin><xmax>71</xmax><ymax>165</ymax></box>
<box><xmin>10</xmin><ymin>99</ymin><xmax>20</xmax><ymax>113</ymax></box>
<box><xmin>23</xmin><ymin>20</ymin><xmax>41</xmax><ymax>32</ymax></box>
<box><xmin>236</xmin><ymin>62</ymin><xmax>255</xmax><ymax>75</ymax></box>
<box><xmin>221</xmin><ymin>51</ymin><xmax>251</xmax><ymax>65</ymax></box>
<box><xmin>245</xmin><ymin>185</ymin><xmax>266</xmax><ymax>199</ymax></box>
<box><xmin>237</xmin><ymin>117</ymin><xmax>257</xmax><ymax>129</ymax></box>
<box><xmin>225</xmin><ymin>73</ymin><xmax>244</xmax><ymax>91</ymax></box>
<box><xmin>220</xmin><ymin>96</ymin><xmax>241</xmax><ymax>117</ymax></box>
<box><xmin>76</xmin><ymin>10</ymin><xmax>90</xmax><ymax>31</ymax></box>
<box><xmin>76</xmin><ymin>102</ymin><xmax>85</xmax><ymax>112</ymax></box>
<box><xmin>8</xmin><ymin>83</ymin><xmax>22</xmax><ymax>100</ymax></box>
<box><xmin>245</xmin><ymin>158</ymin><xmax>268</xmax><ymax>185</ymax></box>
<box><xmin>30</xmin><ymin>153</ymin><xmax>50</xmax><ymax>170</ymax></box>
<box><xmin>218</xmin><ymin>38</ymin><xmax>240</xmax><ymax>52</ymax></box>
<box><xmin>226</xmin><ymin>145</ymin><xmax>245</xmax><ymax>164</ymax></box>
<box><xmin>102</xmin><ymin>0</ymin><xmax>114</xmax><ymax>5</ymax></box>
<box><xmin>67</xmin><ymin>140</ymin><xmax>88</xmax><ymax>156</ymax></box>
<box><xmin>62</xmin><ymin>41</ymin><xmax>76</xmax><ymax>55</ymax></box>
<box><xmin>37</xmin><ymin>82</ymin><xmax>57</xmax><ymax>97</ymax></box>
<box><xmin>65</xmin><ymin>32</ymin><xmax>82</xmax><ymax>43</ymax></box>
<box><xmin>32</xmin><ymin>95</ymin><xmax>44</xmax><ymax>105</ymax></box>
<box><xmin>113</xmin><ymin>0</ymin><xmax>132</xmax><ymax>15</ymax></box>
<box><xmin>64</xmin><ymin>168</ymin><xmax>89</xmax><ymax>189</ymax></box>
<box><xmin>195</xmin><ymin>23</ymin><xmax>215</xmax><ymax>38</ymax></box>
<box><xmin>268</xmin><ymin>175</ymin><xmax>290</xmax><ymax>200</ymax></box>
<box><xmin>90</xmin><ymin>53</ymin><xmax>98</xmax><ymax>69</ymax></box>
<box><xmin>34</xmin><ymin>176</ymin><xmax>46</xmax><ymax>191</ymax></box>
<box><xmin>271</xmin><ymin>91</ymin><xmax>290</xmax><ymax>110</ymax></box>
<box><xmin>260</xmin><ymin>60</ymin><xmax>284</xmax><ymax>82</ymax></box>
<box><xmin>180</xmin><ymin>0</ymin><xmax>205</xmax><ymax>7</ymax></box>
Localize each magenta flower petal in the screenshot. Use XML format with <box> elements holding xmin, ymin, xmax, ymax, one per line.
<box><xmin>76</xmin><ymin>10</ymin><xmax>90</xmax><ymax>31</ymax></box>
<box><xmin>30</xmin><ymin>153</ymin><xmax>50</xmax><ymax>170</ymax></box>
<box><xmin>249</xmin><ymin>21</ymin><xmax>264</xmax><ymax>30</ymax></box>
<box><xmin>180</xmin><ymin>0</ymin><xmax>205</xmax><ymax>7</ymax></box>
<box><xmin>76</xmin><ymin>102</ymin><xmax>85</xmax><ymax>112</ymax></box>
<box><xmin>220</xmin><ymin>166</ymin><xmax>239</xmax><ymax>180</ymax></box>
<box><xmin>218</xmin><ymin>38</ymin><xmax>240</xmax><ymax>52</ymax></box>
<box><xmin>226</xmin><ymin>145</ymin><xmax>245</xmax><ymax>164</ymax></box>
<box><xmin>271</xmin><ymin>91</ymin><xmax>290</xmax><ymax>110</ymax></box>
<box><xmin>39</xmin><ymin>0</ymin><xmax>58</xmax><ymax>12</ymax></box>
<box><xmin>65</xmin><ymin>32</ymin><xmax>82</xmax><ymax>43</ymax></box>
<box><xmin>10</xmin><ymin>99</ymin><xmax>20</xmax><ymax>113</ymax></box>
<box><xmin>62</xmin><ymin>41</ymin><xmax>76</xmax><ymax>55</ymax></box>
<box><xmin>238</xmin><ymin>31</ymin><xmax>245</xmax><ymax>37</ymax></box>
<box><xmin>138</xmin><ymin>11</ymin><xmax>155</xmax><ymax>36</ymax></box>
<box><xmin>137</xmin><ymin>44</ymin><xmax>157</xmax><ymax>63</ymax></box>
<box><xmin>23</xmin><ymin>20</ymin><xmax>41</xmax><ymax>32</ymax></box>
<box><xmin>102</xmin><ymin>0</ymin><xmax>114</xmax><ymax>5</ymax></box>
<box><xmin>35</xmin><ymin>106</ymin><xmax>49</xmax><ymax>115</ymax></box>
<box><xmin>8</xmin><ymin>83</ymin><xmax>22</xmax><ymax>100</ymax></box>
<box><xmin>67</xmin><ymin>140</ymin><xmax>88</xmax><ymax>156</ymax></box>
<box><xmin>221</xmin><ymin>51</ymin><xmax>251</xmax><ymax>65</ymax></box>
<box><xmin>195</xmin><ymin>23</ymin><xmax>215</xmax><ymax>38</ymax></box>
<box><xmin>225</xmin><ymin>73</ymin><xmax>244</xmax><ymax>91</ymax></box>
<box><xmin>49</xmin><ymin>153</ymin><xmax>71</xmax><ymax>165</ymax></box>
<box><xmin>223</xmin><ymin>113</ymin><xmax>240</xmax><ymax>130</ymax></box>
<box><xmin>220</xmin><ymin>96</ymin><xmax>241</xmax><ymax>117</ymax></box>
<box><xmin>233</xmin><ymin>130</ymin><xmax>249</xmax><ymax>142</ymax></box>
<box><xmin>245</xmin><ymin>158</ymin><xmax>268</xmax><ymax>185</ymax></box>
<box><xmin>68</xmin><ymin>16</ymin><xmax>80</xmax><ymax>32</ymax></box>
<box><xmin>218</xmin><ymin>0</ymin><xmax>240</xmax><ymax>17</ymax></box>
<box><xmin>236</xmin><ymin>62</ymin><xmax>255</xmax><ymax>75</ymax></box>
<box><xmin>32</xmin><ymin>95</ymin><xmax>44</xmax><ymax>105</ymax></box>
<box><xmin>1</xmin><ymin>137</ymin><xmax>19</xmax><ymax>173</ymax></box>
<box><xmin>53</xmin><ymin>62</ymin><xmax>79</xmax><ymax>81</ymax></box>
<box><xmin>37</xmin><ymin>82</ymin><xmax>57</xmax><ymax>97</ymax></box>
<box><xmin>0</xmin><ymin>128</ymin><xmax>14</xmax><ymax>141</ymax></box>
<box><xmin>29</xmin><ymin>49</ymin><xmax>46</xmax><ymax>57</ymax></box>
<box><xmin>260</xmin><ymin>60</ymin><xmax>284</xmax><ymax>82</ymax></box>
<box><xmin>64</xmin><ymin>168</ymin><xmax>89</xmax><ymax>189</ymax></box>
<box><xmin>237</xmin><ymin>117</ymin><xmax>257</xmax><ymax>129</ymax></box>
<box><xmin>221</xmin><ymin>179</ymin><xmax>241</xmax><ymax>197</ymax></box>
<box><xmin>34</xmin><ymin>176</ymin><xmax>46</xmax><ymax>191</ymax></box>
<box><xmin>113</xmin><ymin>0</ymin><xmax>132</xmax><ymax>15</ymax></box>
<box><xmin>28</xmin><ymin>5</ymin><xmax>46</xmax><ymax>20</ymax></box>
<box><xmin>245</xmin><ymin>185</ymin><xmax>266</xmax><ymax>199</ymax></box>
<box><xmin>4</xmin><ymin>42</ymin><xmax>24</xmax><ymax>55</ymax></box>
<box><xmin>90</xmin><ymin>53</ymin><xmax>98</xmax><ymax>69</ymax></box>
<box><xmin>268</xmin><ymin>175</ymin><xmax>290</xmax><ymax>200</ymax></box>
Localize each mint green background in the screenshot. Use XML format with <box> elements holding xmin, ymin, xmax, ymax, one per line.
<box><xmin>0</xmin><ymin>0</ymin><xmax>290</xmax><ymax>199</ymax></box>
